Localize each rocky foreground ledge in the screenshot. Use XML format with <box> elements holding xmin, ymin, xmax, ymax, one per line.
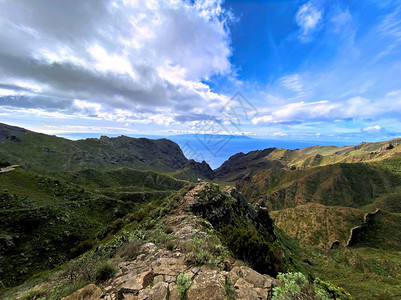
<box><xmin>63</xmin><ymin>183</ymin><xmax>279</xmax><ymax>300</ymax></box>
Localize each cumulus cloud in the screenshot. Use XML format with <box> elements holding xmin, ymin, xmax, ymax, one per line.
<box><xmin>0</xmin><ymin>0</ymin><xmax>233</xmax><ymax>123</ymax></box>
<box><xmin>295</xmin><ymin>1</ymin><xmax>323</xmax><ymax>40</ymax></box>
<box><xmin>361</xmin><ymin>125</ymin><xmax>386</xmax><ymax>134</ymax></box>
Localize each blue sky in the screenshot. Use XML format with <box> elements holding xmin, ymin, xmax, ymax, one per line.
<box><xmin>0</xmin><ymin>0</ymin><xmax>401</xmax><ymax>142</ymax></box>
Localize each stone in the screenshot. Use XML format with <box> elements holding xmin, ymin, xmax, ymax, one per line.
<box><xmin>153</xmin><ymin>275</ymin><xmax>165</xmax><ymax>285</ymax></box>
<box><xmin>140</xmin><ymin>243</ymin><xmax>157</xmax><ymax>255</ymax></box>
<box><xmin>235</xmin><ymin>287</ymin><xmax>267</xmax><ymax>300</ymax></box>
<box><xmin>227</xmin><ymin>266</ymin><xmax>241</xmax><ymax>285</ymax></box>
<box><xmin>151</xmin><ymin>257</ymin><xmax>186</xmax><ymax>276</ymax></box>
<box><xmin>168</xmin><ymin>283</ymin><xmax>180</xmax><ymax>300</ymax></box>
<box><xmin>63</xmin><ymin>283</ymin><xmax>103</xmax><ymax>300</ymax></box>
<box><xmin>121</xmin><ymin>294</ymin><xmax>138</xmax><ymax>300</ymax></box>
<box><xmin>120</xmin><ymin>271</ymin><xmax>154</xmax><ymax>292</ymax></box>
<box><xmin>234</xmin><ymin>278</ymin><xmax>253</xmax><ymax>289</ymax></box>
<box><xmin>186</xmin><ymin>270</ymin><xmax>226</xmax><ymax>300</ymax></box>
<box><xmin>239</xmin><ymin>266</ymin><xmax>267</xmax><ymax>288</ymax></box>
<box><xmin>137</xmin><ymin>282</ymin><xmax>168</xmax><ymax>300</ymax></box>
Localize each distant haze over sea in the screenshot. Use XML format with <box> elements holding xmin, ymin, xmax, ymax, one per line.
<box><xmin>59</xmin><ymin>133</ymin><xmax>357</xmax><ymax>169</ymax></box>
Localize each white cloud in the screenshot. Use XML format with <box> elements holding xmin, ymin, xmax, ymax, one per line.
<box><xmin>296</xmin><ymin>1</ymin><xmax>323</xmax><ymax>40</ymax></box>
<box><xmin>0</xmin><ymin>88</ymin><xmax>16</xmax><ymax>96</ymax></box>
<box><xmin>361</xmin><ymin>125</ymin><xmax>385</xmax><ymax>134</ymax></box>
<box><xmin>0</xmin><ymin>0</ymin><xmax>233</xmax><ymax>124</ymax></box>
<box><xmin>251</xmin><ymin>93</ymin><xmax>401</xmax><ymax>126</ymax></box>
<box><xmin>281</xmin><ymin>74</ymin><xmax>303</xmax><ymax>93</ymax></box>
<box><xmin>252</xmin><ymin>100</ymin><xmax>337</xmax><ymax>125</ymax></box>
<box><xmin>379</xmin><ymin>4</ymin><xmax>401</xmax><ymax>40</ymax></box>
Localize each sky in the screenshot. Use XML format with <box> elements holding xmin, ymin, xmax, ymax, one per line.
<box><xmin>0</xmin><ymin>0</ymin><xmax>401</xmax><ymax>143</ymax></box>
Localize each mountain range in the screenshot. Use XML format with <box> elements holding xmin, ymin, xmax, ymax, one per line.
<box><xmin>1</xmin><ymin>122</ymin><xmax>401</xmax><ymax>299</ymax></box>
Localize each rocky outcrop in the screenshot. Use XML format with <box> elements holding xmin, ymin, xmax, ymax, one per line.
<box><xmin>61</xmin><ymin>183</ymin><xmax>278</xmax><ymax>300</ymax></box>
<box><xmin>379</xmin><ymin>143</ymin><xmax>394</xmax><ymax>152</ymax></box>
<box><xmin>188</xmin><ymin>183</ymin><xmax>283</xmax><ymax>276</ymax></box>
<box><xmin>188</xmin><ymin>183</ymin><xmax>275</xmax><ymax>236</ymax></box>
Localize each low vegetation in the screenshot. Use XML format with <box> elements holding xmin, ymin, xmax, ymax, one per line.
<box><xmin>177</xmin><ymin>273</ymin><xmax>191</xmax><ymax>299</ymax></box>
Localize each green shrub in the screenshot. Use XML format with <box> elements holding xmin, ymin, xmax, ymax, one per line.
<box><xmin>95</xmin><ymin>262</ymin><xmax>118</xmax><ymax>281</ymax></box>
<box><xmin>225</xmin><ymin>278</ymin><xmax>236</xmax><ymax>300</ymax></box>
<box><xmin>221</xmin><ymin>224</ymin><xmax>283</xmax><ymax>276</ymax></box>
<box><xmin>177</xmin><ymin>273</ymin><xmax>191</xmax><ymax>299</ymax></box>
<box><xmin>21</xmin><ymin>288</ymin><xmax>47</xmax><ymax>300</ymax></box>
<box><xmin>69</xmin><ymin>239</ymin><xmax>95</xmax><ymax>258</ymax></box>
<box><xmin>272</xmin><ymin>272</ymin><xmax>309</xmax><ymax>300</ymax></box>
<box><xmin>314</xmin><ymin>278</ymin><xmax>353</xmax><ymax>300</ymax></box>
<box><xmin>166</xmin><ymin>240</ymin><xmax>176</xmax><ymax>251</ymax></box>
<box><xmin>184</xmin><ymin>235</ymin><xmax>225</xmax><ymax>266</ymax></box>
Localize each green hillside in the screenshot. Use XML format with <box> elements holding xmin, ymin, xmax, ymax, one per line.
<box><xmin>0</xmin><ymin>166</ymin><xmax>187</xmax><ymax>287</ymax></box>
<box><xmin>238</xmin><ymin>161</ymin><xmax>401</xmax><ymax>210</ymax></box>
<box><xmin>215</xmin><ymin>139</ymin><xmax>401</xmax><ymax>182</ymax></box>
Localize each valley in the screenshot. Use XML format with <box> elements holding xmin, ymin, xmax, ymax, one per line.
<box><xmin>1</xmin><ymin>122</ymin><xmax>401</xmax><ymax>299</ymax></box>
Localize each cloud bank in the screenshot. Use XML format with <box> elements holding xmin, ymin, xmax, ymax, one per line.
<box><xmin>0</xmin><ymin>0</ymin><xmax>233</xmax><ymax>125</ymax></box>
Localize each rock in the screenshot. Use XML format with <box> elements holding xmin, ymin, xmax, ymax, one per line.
<box><xmin>239</xmin><ymin>266</ymin><xmax>267</xmax><ymax>288</ymax></box>
<box><xmin>227</xmin><ymin>266</ymin><xmax>276</xmax><ymax>300</ymax></box>
<box><xmin>168</xmin><ymin>283</ymin><xmax>180</xmax><ymax>300</ymax></box>
<box><xmin>235</xmin><ymin>287</ymin><xmax>267</xmax><ymax>300</ymax></box>
<box><xmin>151</xmin><ymin>257</ymin><xmax>187</xmax><ymax>276</ymax></box>
<box><xmin>120</xmin><ymin>294</ymin><xmax>137</xmax><ymax>300</ymax></box>
<box><xmin>137</xmin><ymin>282</ymin><xmax>168</xmax><ymax>300</ymax></box>
<box><xmin>379</xmin><ymin>143</ymin><xmax>394</xmax><ymax>152</ymax></box>
<box><xmin>63</xmin><ymin>283</ymin><xmax>102</xmax><ymax>300</ymax></box>
<box><xmin>186</xmin><ymin>269</ymin><xmax>226</xmax><ymax>300</ymax></box>
<box><xmin>120</xmin><ymin>271</ymin><xmax>154</xmax><ymax>293</ymax></box>
<box><xmin>164</xmin><ymin>275</ymin><xmax>176</xmax><ymax>283</ymax></box>
<box><xmin>140</xmin><ymin>243</ymin><xmax>157</xmax><ymax>255</ymax></box>
<box><xmin>153</xmin><ymin>275</ymin><xmax>165</xmax><ymax>285</ymax></box>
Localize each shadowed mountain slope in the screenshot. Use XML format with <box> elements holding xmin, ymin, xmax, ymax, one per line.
<box><xmin>0</xmin><ymin>123</ymin><xmax>213</xmax><ymax>180</ymax></box>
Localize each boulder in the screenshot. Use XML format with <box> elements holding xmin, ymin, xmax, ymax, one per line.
<box><xmin>186</xmin><ymin>269</ymin><xmax>226</xmax><ymax>300</ymax></box>
<box><xmin>120</xmin><ymin>271</ymin><xmax>154</xmax><ymax>293</ymax></box>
